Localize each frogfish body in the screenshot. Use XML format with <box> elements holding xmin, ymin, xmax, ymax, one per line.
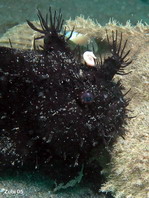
<box><xmin>0</xmin><ymin>8</ymin><xmax>131</xmax><ymax>170</ymax></box>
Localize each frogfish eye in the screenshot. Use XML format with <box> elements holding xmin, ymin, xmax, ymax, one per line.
<box><xmin>80</xmin><ymin>91</ymin><xmax>94</xmax><ymax>104</ymax></box>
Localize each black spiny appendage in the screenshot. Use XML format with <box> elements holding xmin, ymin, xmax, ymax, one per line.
<box><xmin>0</xmin><ymin>7</ymin><xmax>132</xmax><ymax>184</ymax></box>
<box><xmin>27</xmin><ymin>7</ymin><xmax>74</xmax><ymax>52</ymax></box>
<box><xmin>97</xmin><ymin>30</ymin><xmax>132</xmax><ymax>81</ymax></box>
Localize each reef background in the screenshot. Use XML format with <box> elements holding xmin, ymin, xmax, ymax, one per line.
<box><xmin>0</xmin><ymin>0</ymin><xmax>149</xmax><ymax>198</ymax></box>
<box><xmin>0</xmin><ymin>0</ymin><xmax>149</xmax><ymax>36</ymax></box>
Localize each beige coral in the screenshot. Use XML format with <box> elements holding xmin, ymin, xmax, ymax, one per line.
<box><xmin>100</xmin><ymin>43</ymin><xmax>149</xmax><ymax>198</ymax></box>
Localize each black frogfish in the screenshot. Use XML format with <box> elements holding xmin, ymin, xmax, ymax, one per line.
<box><xmin>0</xmin><ymin>8</ymin><xmax>131</xmax><ymax>173</ymax></box>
